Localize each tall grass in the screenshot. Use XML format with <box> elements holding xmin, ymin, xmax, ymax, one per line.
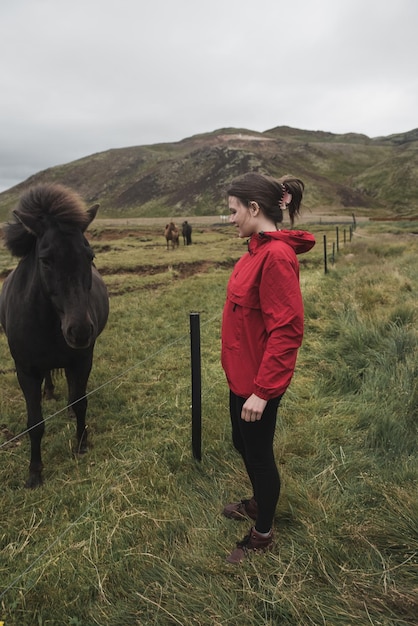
<box><xmin>0</xmin><ymin>221</ymin><xmax>417</xmax><ymax>625</ymax></box>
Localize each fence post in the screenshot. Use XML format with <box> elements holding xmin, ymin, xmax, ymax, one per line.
<box><xmin>336</xmin><ymin>226</ymin><xmax>340</xmax><ymax>252</ymax></box>
<box><xmin>323</xmin><ymin>235</ymin><xmax>328</xmax><ymax>274</ymax></box>
<box><xmin>190</xmin><ymin>312</ymin><xmax>202</xmax><ymax>461</ymax></box>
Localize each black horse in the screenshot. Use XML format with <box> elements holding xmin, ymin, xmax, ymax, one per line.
<box><xmin>0</xmin><ymin>184</ymin><xmax>109</xmax><ymax>487</ymax></box>
<box><xmin>182</xmin><ymin>220</ymin><xmax>192</xmax><ymax>245</ymax></box>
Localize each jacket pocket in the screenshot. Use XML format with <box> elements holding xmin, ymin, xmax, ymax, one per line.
<box><xmin>223</xmin><ymin>297</ymin><xmax>242</xmax><ymax>352</ymax></box>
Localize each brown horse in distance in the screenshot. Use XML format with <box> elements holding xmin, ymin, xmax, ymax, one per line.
<box><xmin>164</xmin><ymin>222</ymin><xmax>179</xmax><ymax>249</ymax></box>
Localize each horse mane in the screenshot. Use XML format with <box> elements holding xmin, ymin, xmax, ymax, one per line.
<box><xmin>3</xmin><ymin>183</ymin><xmax>91</xmax><ymax>257</ymax></box>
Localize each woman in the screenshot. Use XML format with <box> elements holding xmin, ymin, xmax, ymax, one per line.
<box><xmin>221</xmin><ymin>172</ymin><xmax>315</xmax><ymax>564</ymax></box>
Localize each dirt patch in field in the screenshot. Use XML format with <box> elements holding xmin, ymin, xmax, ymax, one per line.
<box><xmin>103</xmin><ymin>259</ymin><xmax>233</xmax><ymax>277</ymax></box>
<box><xmin>105</xmin><ymin>259</ymin><xmax>235</xmax><ymax>296</ymax></box>
<box><xmin>88</xmin><ymin>225</ymin><xmax>226</xmax><ymax>243</ymax></box>
<box><xmin>88</xmin><ymin>228</ymin><xmax>157</xmax><ymax>241</ymax></box>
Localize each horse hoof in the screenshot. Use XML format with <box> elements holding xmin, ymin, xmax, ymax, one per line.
<box><xmin>25</xmin><ymin>473</ymin><xmax>43</xmax><ymax>489</ymax></box>
<box><xmin>73</xmin><ymin>442</ymin><xmax>88</xmax><ymax>458</ymax></box>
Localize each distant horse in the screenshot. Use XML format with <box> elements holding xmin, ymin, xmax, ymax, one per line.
<box><xmin>164</xmin><ymin>222</ymin><xmax>179</xmax><ymax>249</ymax></box>
<box><xmin>182</xmin><ymin>221</ymin><xmax>192</xmax><ymax>245</ymax></box>
<box><xmin>0</xmin><ymin>183</ymin><xmax>109</xmax><ymax>487</ymax></box>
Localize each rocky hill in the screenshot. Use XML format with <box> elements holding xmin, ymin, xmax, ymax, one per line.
<box><xmin>1</xmin><ymin>125</ymin><xmax>418</xmax><ymax>221</ymax></box>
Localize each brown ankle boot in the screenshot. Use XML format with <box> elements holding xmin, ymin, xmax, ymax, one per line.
<box><xmin>226</xmin><ymin>527</ymin><xmax>274</xmax><ymax>564</ymax></box>
<box><xmin>222</xmin><ymin>497</ymin><xmax>258</xmax><ymax>521</ymax></box>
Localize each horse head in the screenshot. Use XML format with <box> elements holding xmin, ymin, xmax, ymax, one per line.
<box><xmin>13</xmin><ymin>200</ymin><xmax>100</xmax><ymax>349</ymax></box>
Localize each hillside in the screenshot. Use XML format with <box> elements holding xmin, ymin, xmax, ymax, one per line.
<box><xmin>1</xmin><ymin>125</ymin><xmax>418</xmax><ymax>220</ymax></box>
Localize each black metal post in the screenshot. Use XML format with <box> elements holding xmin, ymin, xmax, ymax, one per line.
<box><xmin>323</xmin><ymin>235</ymin><xmax>328</xmax><ymax>274</ymax></box>
<box><xmin>336</xmin><ymin>226</ymin><xmax>340</xmax><ymax>252</ymax></box>
<box><xmin>190</xmin><ymin>312</ymin><xmax>202</xmax><ymax>461</ymax></box>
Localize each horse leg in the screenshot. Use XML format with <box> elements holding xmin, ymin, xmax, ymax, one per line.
<box><xmin>65</xmin><ymin>357</ymin><xmax>92</xmax><ymax>456</ymax></box>
<box><xmin>16</xmin><ymin>367</ymin><xmax>44</xmax><ymax>488</ymax></box>
<box><xmin>43</xmin><ymin>370</ymin><xmax>56</xmax><ymax>400</ymax></box>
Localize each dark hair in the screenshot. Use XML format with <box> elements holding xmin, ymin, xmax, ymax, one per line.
<box><xmin>227</xmin><ymin>172</ymin><xmax>304</xmax><ymax>226</ymax></box>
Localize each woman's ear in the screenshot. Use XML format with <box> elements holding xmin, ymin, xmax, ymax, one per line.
<box><xmin>250</xmin><ymin>201</ymin><xmax>260</xmax><ymax>215</ymax></box>
<box><xmin>282</xmin><ymin>192</ymin><xmax>292</xmax><ymax>206</ymax></box>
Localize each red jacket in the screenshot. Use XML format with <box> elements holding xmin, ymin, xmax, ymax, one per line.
<box><xmin>221</xmin><ymin>230</ymin><xmax>315</xmax><ymax>400</ymax></box>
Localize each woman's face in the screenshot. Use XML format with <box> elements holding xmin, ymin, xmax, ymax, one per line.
<box><xmin>228</xmin><ymin>196</ymin><xmax>255</xmax><ymax>238</ymax></box>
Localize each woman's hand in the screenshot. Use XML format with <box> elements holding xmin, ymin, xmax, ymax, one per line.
<box><xmin>241</xmin><ymin>394</ymin><xmax>267</xmax><ymax>422</ymax></box>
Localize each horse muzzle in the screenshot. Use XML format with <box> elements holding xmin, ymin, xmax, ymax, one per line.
<box><xmin>62</xmin><ymin>319</ymin><xmax>95</xmax><ymax>349</ymax></box>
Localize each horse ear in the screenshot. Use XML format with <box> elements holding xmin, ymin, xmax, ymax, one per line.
<box><xmin>85</xmin><ymin>204</ymin><xmax>100</xmax><ymax>230</ymax></box>
<box><xmin>13</xmin><ymin>209</ymin><xmax>41</xmax><ymax>236</ymax></box>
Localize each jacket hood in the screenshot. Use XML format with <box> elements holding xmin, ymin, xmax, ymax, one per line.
<box><xmin>249</xmin><ymin>229</ymin><xmax>316</xmax><ymax>255</ymax></box>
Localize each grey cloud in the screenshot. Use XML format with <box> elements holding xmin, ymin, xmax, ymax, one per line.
<box><xmin>0</xmin><ymin>0</ymin><xmax>417</xmax><ymax>191</ymax></box>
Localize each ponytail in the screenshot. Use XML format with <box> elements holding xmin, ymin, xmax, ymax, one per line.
<box><xmin>227</xmin><ymin>172</ymin><xmax>305</xmax><ymax>227</ymax></box>
<box><xmin>280</xmin><ymin>176</ymin><xmax>304</xmax><ymax>226</ymax></box>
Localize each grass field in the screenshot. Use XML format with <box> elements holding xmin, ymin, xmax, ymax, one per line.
<box><xmin>0</xmin><ymin>217</ymin><xmax>417</xmax><ymax>625</ymax></box>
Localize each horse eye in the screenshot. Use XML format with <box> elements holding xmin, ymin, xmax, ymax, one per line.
<box><xmin>84</xmin><ymin>242</ymin><xmax>94</xmax><ymax>261</ymax></box>
<box><xmin>39</xmin><ymin>256</ymin><xmax>52</xmax><ymax>267</ymax></box>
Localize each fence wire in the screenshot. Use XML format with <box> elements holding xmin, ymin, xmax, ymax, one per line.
<box><xmin>0</xmin><ymin>312</ymin><xmax>220</xmax><ymax>450</ymax></box>
<box><xmin>0</xmin><ymin>312</ymin><xmax>221</xmax><ymax>601</ymax></box>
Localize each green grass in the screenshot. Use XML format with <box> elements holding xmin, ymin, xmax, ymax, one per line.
<box><xmin>0</xmin><ymin>221</ymin><xmax>417</xmax><ymax>625</ymax></box>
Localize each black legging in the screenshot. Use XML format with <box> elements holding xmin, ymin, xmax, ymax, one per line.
<box><xmin>229</xmin><ymin>390</ymin><xmax>282</xmax><ymax>533</ymax></box>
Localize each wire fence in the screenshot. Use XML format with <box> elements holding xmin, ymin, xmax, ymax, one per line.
<box><xmin>0</xmin><ymin>311</ymin><xmax>221</xmax><ymax>601</ymax></box>
<box><xmin>0</xmin><ymin>312</ymin><xmax>220</xmax><ymax>451</ymax></box>
<box><xmin>0</xmin><ymin>216</ymin><xmax>358</xmax><ymax>602</ymax></box>
<box><xmin>323</xmin><ymin>214</ymin><xmax>357</xmax><ymax>273</ymax></box>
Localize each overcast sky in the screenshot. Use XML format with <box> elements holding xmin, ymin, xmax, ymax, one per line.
<box><xmin>1</xmin><ymin>0</ymin><xmax>417</xmax><ymax>192</ymax></box>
